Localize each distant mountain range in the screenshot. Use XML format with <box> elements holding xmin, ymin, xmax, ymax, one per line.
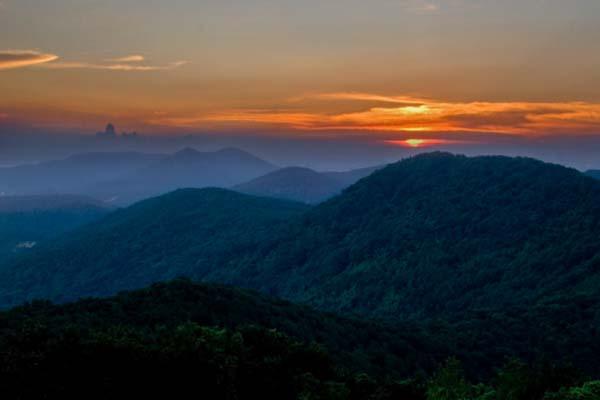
<box><xmin>234</xmin><ymin>165</ymin><xmax>379</xmax><ymax>203</ymax></box>
<box><xmin>0</xmin><ymin>147</ymin><xmax>379</xmax><ymax>205</ymax></box>
<box><xmin>0</xmin><ymin>152</ymin><xmax>163</xmax><ymax>196</ymax></box>
<box><xmin>91</xmin><ymin>147</ymin><xmax>278</xmax><ymax>204</ymax></box>
<box><xmin>0</xmin><ymin>194</ymin><xmax>109</xmax><ymax>213</ymax></box>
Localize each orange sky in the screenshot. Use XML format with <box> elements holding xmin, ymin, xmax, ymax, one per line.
<box><xmin>1</xmin><ymin>0</ymin><xmax>600</xmax><ymax>142</ymax></box>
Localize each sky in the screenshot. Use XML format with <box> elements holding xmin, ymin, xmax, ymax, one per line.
<box><xmin>1</xmin><ymin>0</ymin><xmax>600</xmax><ymax>155</ymax></box>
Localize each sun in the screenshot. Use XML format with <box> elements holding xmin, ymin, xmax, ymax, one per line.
<box><xmin>405</xmin><ymin>139</ymin><xmax>426</xmax><ymax>148</ymax></box>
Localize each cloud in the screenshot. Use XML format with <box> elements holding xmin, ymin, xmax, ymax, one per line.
<box><xmin>0</xmin><ymin>50</ymin><xmax>186</xmax><ymax>72</ymax></box>
<box><xmin>402</xmin><ymin>0</ymin><xmax>440</xmax><ymax>14</ymax></box>
<box><xmin>41</xmin><ymin>60</ymin><xmax>187</xmax><ymax>71</ymax></box>
<box><xmin>146</xmin><ymin>92</ymin><xmax>600</xmax><ymax>136</ymax></box>
<box><xmin>0</xmin><ymin>50</ymin><xmax>59</xmax><ymax>70</ymax></box>
<box><xmin>108</xmin><ymin>55</ymin><xmax>145</xmax><ymax>63</ymax></box>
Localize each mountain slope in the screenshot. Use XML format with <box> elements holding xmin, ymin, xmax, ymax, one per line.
<box><xmin>322</xmin><ymin>165</ymin><xmax>381</xmax><ymax>186</ymax></box>
<box><xmin>0</xmin><ymin>195</ymin><xmax>110</xmax><ymax>264</ymax></box>
<box><xmin>223</xmin><ymin>152</ymin><xmax>600</xmax><ymax>318</ymax></box>
<box><xmin>0</xmin><ymin>189</ymin><xmax>307</xmax><ymax>306</ymax></box>
<box><xmin>3</xmin><ymin>153</ymin><xmax>600</xmax><ymax>322</ymax></box>
<box><xmin>94</xmin><ymin>147</ymin><xmax>278</xmax><ymax>204</ymax></box>
<box><xmin>585</xmin><ymin>169</ymin><xmax>600</xmax><ymax>180</ymax></box>
<box><xmin>0</xmin><ymin>194</ymin><xmax>109</xmax><ymax>212</ymax></box>
<box><xmin>234</xmin><ymin>167</ymin><xmax>347</xmax><ymax>203</ymax></box>
<box><xmin>2</xmin><ymin>279</ymin><xmax>600</xmax><ymax>384</ymax></box>
<box><xmin>0</xmin><ymin>279</ymin><xmax>446</xmax><ymax>379</ymax></box>
<box><xmin>234</xmin><ymin>165</ymin><xmax>381</xmax><ymax>204</ymax></box>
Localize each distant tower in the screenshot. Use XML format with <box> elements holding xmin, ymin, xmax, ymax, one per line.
<box><xmin>96</xmin><ymin>123</ymin><xmax>117</xmax><ymax>139</ymax></box>
<box><xmin>105</xmin><ymin>123</ymin><xmax>116</xmax><ymax>136</ymax></box>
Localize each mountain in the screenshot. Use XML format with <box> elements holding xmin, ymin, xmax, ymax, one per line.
<box><xmin>224</xmin><ymin>152</ymin><xmax>600</xmax><ymax>319</ymax></box>
<box><xmin>0</xmin><ymin>279</ymin><xmax>405</xmax><ymax>399</ymax></box>
<box><xmin>0</xmin><ymin>194</ymin><xmax>108</xmax><ymax>212</ymax></box>
<box><xmin>322</xmin><ymin>165</ymin><xmax>381</xmax><ymax>186</ymax></box>
<box><xmin>0</xmin><ymin>195</ymin><xmax>110</xmax><ymax>264</ymax></box>
<box><xmin>1</xmin><ymin>279</ymin><xmax>598</xmax><ymax>399</ymax></box>
<box><xmin>585</xmin><ymin>169</ymin><xmax>600</xmax><ymax>180</ymax></box>
<box><xmin>3</xmin><ymin>153</ymin><xmax>600</xmax><ymax>323</ymax></box>
<box><xmin>91</xmin><ymin>147</ymin><xmax>278</xmax><ymax>204</ymax></box>
<box><xmin>0</xmin><ymin>279</ymin><xmax>445</xmax><ymax>378</ymax></box>
<box><xmin>234</xmin><ymin>165</ymin><xmax>380</xmax><ymax>204</ymax></box>
<box><xmin>0</xmin><ymin>188</ymin><xmax>308</xmax><ymax>305</ymax></box>
<box><xmin>234</xmin><ymin>167</ymin><xmax>347</xmax><ymax>203</ymax></box>
<box><xmin>0</xmin><ymin>152</ymin><xmax>163</xmax><ymax>197</ymax></box>
<box><xmin>0</xmin><ymin>147</ymin><xmax>277</xmax><ymax>205</ymax></box>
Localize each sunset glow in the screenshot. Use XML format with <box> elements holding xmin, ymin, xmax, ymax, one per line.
<box><xmin>1</xmin><ymin>0</ymin><xmax>600</xmax><ymax>144</ymax></box>
<box><xmin>143</xmin><ymin>95</ymin><xmax>600</xmax><ymax>136</ymax></box>
<box><xmin>385</xmin><ymin>139</ymin><xmax>461</xmax><ymax>148</ymax></box>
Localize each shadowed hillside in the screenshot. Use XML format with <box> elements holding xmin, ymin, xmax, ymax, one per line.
<box><xmin>0</xmin><ymin>188</ymin><xmax>308</xmax><ymax>305</ymax></box>
<box><xmin>0</xmin><ymin>195</ymin><xmax>110</xmax><ymax>264</ymax></box>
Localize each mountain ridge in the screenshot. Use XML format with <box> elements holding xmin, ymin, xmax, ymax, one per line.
<box><xmin>2</xmin><ymin>153</ymin><xmax>600</xmax><ymax>322</ymax></box>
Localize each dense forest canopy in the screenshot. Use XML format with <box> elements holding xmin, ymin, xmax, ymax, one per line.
<box><xmin>0</xmin><ymin>280</ymin><xmax>596</xmax><ymax>399</ymax></box>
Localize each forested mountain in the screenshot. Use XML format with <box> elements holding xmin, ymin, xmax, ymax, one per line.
<box><xmin>0</xmin><ymin>195</ymin><xmax>110</xmax><ymax>264</ymax></box>
<box><xmin>0</xmin><ymin>189</ymin><xmax>307</xmax><ymax>306</ymax></box>
<box><xmin>1</xmin><ymin>280</ymin><xmax>597</xmax><ymax>399</ymax></box>
<box><xmin>220</xmin><ymin>152</ymin><xmax>600</xmax><ymax>319</ymax></box>
<box><xmin>234</xmin><ymin>165</ymin><xmax>380</xmax><ymax>203</ymax></box>
<box><xmin>3</xmin><ymin>153</ymin><xmax>600</xmax><ymax>323</ymax></box>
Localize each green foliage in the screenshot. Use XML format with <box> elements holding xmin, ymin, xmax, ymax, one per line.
<box><xmin>426</xmin><ymin>358</ymin><xmax>476</xmax><ymax>400</ymax></box>
<box><xmin>0</xmin><ymin>279</ymin><xmax>445</xmax><ymax>379</ymax></box>
<box><xmin>0</xmin><ymin>281</ymin><xmax>596</xmax><ymax>399</ymax></box>
<box><xmin>0</xmin><ymin>188</ymin><xmax>308</xmax><ymax>305</ymax></box>
<box><xmin>0</xmin><ymin>208</ymin><xmax>106</xmax><ymax>263</ymax></box>
<box><xmin>545</xmin><ymin>381</ymin><xmax>600</xmax><ymax>400</ymax></box>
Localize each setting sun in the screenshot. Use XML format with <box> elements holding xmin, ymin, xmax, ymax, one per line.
<box><xmin>405</xmin><ymin>139</ymin><xmax>426</xmax><ymax>148</ymax></box>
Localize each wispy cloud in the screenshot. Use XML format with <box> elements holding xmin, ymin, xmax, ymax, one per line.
<box><xmin>1</xmin><ymin>49</ymin><xmax>186</xmax><ymax>72</ymax></box>
<box><xmin>40</xmin><ymin>60</ymin><xmax>187</xmax><ymax>71</ymax></box>
<box><xmin>108</xmin><ymin>55</ymin><xmax>145</xmax><ymax>63</ymax></box>
<box><xmin>0</xmin><ymin>50</ymin><xmax>58</xmax><ymax>70</ymax></box>
<box><xmin>402</xmin><ymin>0</ymin><xmax>440</xmax><ymax>14</ymax></box>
